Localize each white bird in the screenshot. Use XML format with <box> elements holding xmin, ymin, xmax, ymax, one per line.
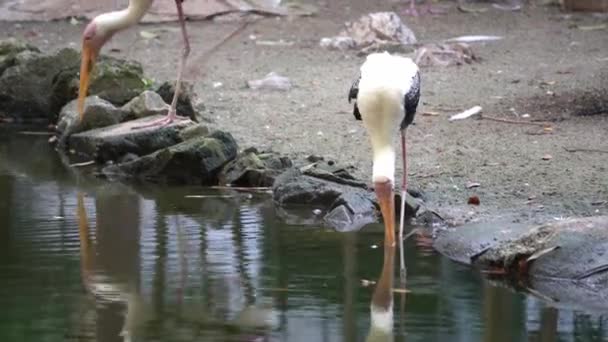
<box><xmin>77</xmin><ymin>0</ymin><xmax>191</xmax><ymax>129</ymax></box>
<box><xmin>348</xmin><ymin>52</ymin><xmax>421</xmax><ymax>250</ymax></box>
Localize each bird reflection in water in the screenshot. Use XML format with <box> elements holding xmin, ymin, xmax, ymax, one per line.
<box><xmin>366</xmin><ymin>242</ymin><xmax>405</xmax><ymax>342</ymax></box>
<box><xmin>76</xmin><ymin>191</ymin><xmax>151</xmax><ymax>342</ymax></box>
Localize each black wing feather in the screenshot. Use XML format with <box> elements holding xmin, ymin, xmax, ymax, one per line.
<box><xmin>401</xmin><ymin>71</ymin><xmax>421</xmax><ymax>130</ymax></box>
<box><xmin>348</xmin><ymin>76</ymin><xmax>362</xmax><ymax>121</ymax></box>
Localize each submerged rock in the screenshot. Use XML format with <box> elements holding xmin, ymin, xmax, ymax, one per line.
<box><xmin>102</xmin><ymin>130</ymin><xmax>238</xmax><ymax>185</ymax></box>
<box><xmin>272</xmin><ymin>166</ymin><xmax>421</xmax><ymax>231</ymax></box>
<box><xmin>68</xmin><ymin>114</ymin><xmax>193</xmax><ymax>162</ymax></box>
<box><xmin>433</xmin><ymin>216</ymin><xmax>608</xmax><ymax>309</ymax></box>
<box><xmin>219</xmin><ymin>149</ymin><xmax>292</xmax><ymax>187</ymax></box>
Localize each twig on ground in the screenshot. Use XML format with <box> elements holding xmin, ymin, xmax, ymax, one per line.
<box><xmin>481</xmin><ymin>115</ymin><xmax>551</xmax><ymax>127</ymax></box>
<box><xmin>69</xmin><ymin>160</ymin><xmax>95</xmax><ymax>167</ymax></box>
<box><xmin>563</xmin><ymin>147</ymin><xmax>608</xmax><ymax>154</ymax></box>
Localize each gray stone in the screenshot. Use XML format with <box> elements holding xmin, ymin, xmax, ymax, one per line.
<box><xmin>220</xmin><ymin>150</ymin><xmax>292</xmax><ymax>187</ymax></box>
<box><xmin>324</xmin><ymin>192</ymin><xmax>377</xmax><ymax>232</ymax></box>
<box><xmin>121</xmin><ymin>90</ymin><xmax>169</xmax><ymax>119</ymax></box>
<box><xmin>0</xmin><ymin>48</ymin><xmax>79</xmax><ymax>122</ymax></box>
<box><xmin>179</xmin><ymin>123</ymin><xmax>212</xmax><ymax>141</ymax></box>
<box><xmin>56</xmin><ymin>96</ymin><xmax>128</xmax><ymax>144</ymax></box>
<box><xmin>155</xmin><ymin>81</ymin><xmax>197</xmax><ymax>121</ymax></box>
<box><xmin>272</xmin><ymin>167</ymin><xmax>420</xmax><ymax>231</ymax></box>
<box><xmin>432</xmin><ymin>219</ymin><xmax>531</xmax><ymax>265</ymax></box>
<box><xmin>0</xmin><ymin>38</ymin><xmax>39</xmax><ymax>74</ymax></box>
<box><xmin>102</xmin><ymin>130</ymin><xmax>238</xmax><ymax>185</ymax></box>
<box><xmin>0</xmin><ymin>45</ymin><xmax>146</xmax><ymax>122</ymax></box>
<box><xmin>88</xmin><ymin>55</ymin><xmax>146</xmax><ymax>106</ymax></box>
<box><xmin>68</xmin><ymin>114</ymin><xmax>193</xmax><ymax>162</ymax></box>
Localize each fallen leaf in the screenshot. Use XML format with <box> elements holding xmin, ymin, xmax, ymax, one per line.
<box><xmin>139</xmin><ymin>30</ymin><xmax>159</xmax><ymax>39</ymax></box>
<box><xmin>468</xmin><ymin>195</ymin><xmax>480</xmax><ymax>205</ymax></box>
<box><xmin>466</xmin><ymin>182</ymin><xmax>481</xmax><ymax>189</ymax></box>
<box><xmin>577</xmin><ymin>24</ymin><xmax>607</xmax><ymax>31</ymax></box>
<box><xmin>449</xmin><ymin>105</ymin><xmax>482</xmax><ymax>121</ymax></box>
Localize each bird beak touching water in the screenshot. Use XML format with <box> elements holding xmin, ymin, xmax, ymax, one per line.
<box><xmin>77</xmin><ymin>41</ymin><xmax>98</xmax><ymax>120</ymax></box>
<box><xmin>374</xmin><ymin>177</ymin><xmax>395</xmax><ymax>247</ymax></box>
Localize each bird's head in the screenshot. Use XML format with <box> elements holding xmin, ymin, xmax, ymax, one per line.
<box><xmin>77</xmin><ymin>20</ymin><xmax>114</xmax><ymax>119</ymax></box>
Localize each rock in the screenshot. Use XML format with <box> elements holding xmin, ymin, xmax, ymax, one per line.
<box><xmin>0</xmin><ymin>44</ymin><xmax>146</xmax><ymax>122</ymax></box>
<box><xmin>56</xmin><ymin>96</ymin><xmax>128</xmax><ymax>144</ymax></box>
<box><xmin>324</xmin><ymin>192</ymin><xmax>377</xmax><ymax>232</ymax></box>
<box><xmin>219</xmin><ymin>150</ymin><xmax>292</xmax><ymax>187</ymax></box>
<box><xmin>433</xmin><ymin>219</ymin><xmax>532</xmax><ymax>265</ymax></box>
<box><xmin>68</xmin><ymin>114</ymin><xmax>193</xmax><ymax>162</ymax></box>
<box><xmin>475</xmin><ymin>217</ymin><xmax>608</xmax><ymax>279</ymax></box>
<box><xmin>414</xmin><ymin>43</ymin><xmax>479</xmax><ymax>68</ymax></box>
<box><xmin>272</xmin><ymin>167</ymin><xmax>420</xmax><ymax>231</ymax></box>
<box><xmin>319</xmin><ymin>36</ymin><xmax>356</xmax><ymax>51</ymax></box>
<box><xmin>155</xmin><ymin>81</ymin><xmax>197</xmax><ymax>121</ymax></box>
<box><xmin>102</xmin><ymin>130</ymin><xmax>238</xmax><ymax>185</ymax></box>
<box><xmin>0</xmin><ymin>48</ymin><xmax>79</xmax><ymax>122</ymax></box>
<box><xmin>178</xmin><ymin>123</ymin><xmax>212</xmax><ymax>141</ymax></box>
<box><xmin>433</xmin><ymin>216</ymin><xmax>608</xmax><ymax>305</ymax></box>
<box><xmin>247</xmin><ymin>72</ymin><xmax>292</xmax><ymax>91</ymax></box>
<box><xmin>121</xmin><ymin>90</ymin><xmax>169</xmax><ymax>119</ymax></box>
<box><xmin>321</xmin><ymin>12</ymin><xmax>416</xmax><ymax>52</ymax></box>
<box><xmin>0</xmin><ymin>38</ymin><xmax>39</xmax><ymax>74</ymax></box>
<box><xmin>88</xmin><ymin>55</ymin><xmax>146</xmax><ymax>106</ymax></box>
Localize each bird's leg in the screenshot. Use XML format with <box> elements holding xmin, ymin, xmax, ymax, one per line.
<box><xmin>404</xmin><ymin>0</ymin><xmax>420</xmax><ymax>16</ymax></box>
<box><xmin>403</xmin><ymin>0</ymin><xmax>447</xmax><ymax>16</ymax></box>
<box><xmin>132</xmin><ymin>0</ymin><xmax>191</xmax><ymax>130</ymax></box>
<box><xmin>399</xmin><ymin>129</ymin><xmax>407</xmax><ymax>275</ymax></box>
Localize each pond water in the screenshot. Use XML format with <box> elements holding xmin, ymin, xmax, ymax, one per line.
<box><xmin>0</xmin><ymin>128</ymin><xmax>606</xmax><ymax>342</ymax></box>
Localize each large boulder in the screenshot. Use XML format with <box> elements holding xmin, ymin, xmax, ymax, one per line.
<box><xmin>68</xmin><ymin>114</ymin><xmax>194</xmax><ymax>162</ymax></box>
<box><xmin>0</xmin><ymin>41</ymin><xmax>146</xmax><ymax>123</ymax></box>
<box><xmin>0</xmin><ymin>38</ymin><xmax>39</xmax><ymax>74</ymax></box>
<box><xmin>272</xmin><ymin>163</ymin><xmax>421</xmax><ymax>232</ymax></box>
<box><xmin>102</xmin><ymin>130</ymin><xmax>238</xmax><ymax>185</ymax></box>
<box><xmin>219</xmin><ymin>148</ymin><xmax>292</xmax><ymax>187</ymax></box>
<box><xmin>0</xmin><ymin>48</ymin><xmax>79</xmax><ymax>122</ymax></box>
<box><xmin>433</xmin><ymin>216</ymin><xmax>608</xmax><ymax>309</ymax></box>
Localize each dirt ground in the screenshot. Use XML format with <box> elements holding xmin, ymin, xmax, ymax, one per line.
<box><xmin>1</xmin><ymin>0</ymin><xmax>607</xmax><ymax>224</ymax></box>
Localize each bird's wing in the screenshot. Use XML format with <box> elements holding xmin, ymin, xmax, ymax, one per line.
<box><xmin>348</xmin><ymin>75</ymin><xmax>362</xmax><ymax>121</ymax></box>
<box><xmin>401</xmin><ymin>71</ymin><xmax>421</xmax><ymax>130</ymax></box>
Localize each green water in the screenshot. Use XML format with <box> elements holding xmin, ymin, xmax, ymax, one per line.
<box><xmin>0</xmin><ymin>128</ymin><xmax>606</xmax><ymax>342</ymax></box>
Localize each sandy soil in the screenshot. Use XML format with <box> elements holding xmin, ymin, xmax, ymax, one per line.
<box><xmin>1</xmin><ymin>0</ymin><xmax>607</xmax><ymax>224</ymax></box>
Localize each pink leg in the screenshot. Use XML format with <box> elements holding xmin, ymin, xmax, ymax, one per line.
<box><xmin>403</xmin><ymin>0</ymin><xmax>447</xmax><ymax>16</ymax></box>
<box><xmin>404</xmin><ymin>0</ymin><xmax>420</xmax><ymax>16</ymax></box>
<box><xmin>399</xmin><ymin>129</ymin><xmax>407</xmax><ymax>274</ymax></box>
<box><xmin>132</xmin><ymin>0</ymin><xmax>191</xmax><ymax>130</ymax></box>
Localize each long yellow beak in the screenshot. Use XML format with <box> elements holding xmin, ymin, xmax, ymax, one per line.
<box><xmin>78</xmin><ymin>42</ymin><xmax>97</xmax><ymax>120</ymax></box>
<box><xmin>374</xmin><ymin>178</ymin><xmax>395</xmax><ymax>247</ymax></box>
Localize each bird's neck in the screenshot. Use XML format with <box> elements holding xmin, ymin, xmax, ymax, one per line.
<box><xmin>371</xmin><ymin>143</ymin><xmax>396</xmax><ymax>184</ymax></box>
<box><xmin>96</xmin><ymin>0</ymin><xmax>154</xmax><ymax>34</ymax></box>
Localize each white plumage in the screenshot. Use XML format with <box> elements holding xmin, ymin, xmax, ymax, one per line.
<box><xmin>348</xmin><ymin>51</ymin><xmax>421</xmax><ymax>249</ymax></box>
<box><xmin>356</xmin><ymin>52</ymin><xmax>419</xmax><ymax>184</ymax></box>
